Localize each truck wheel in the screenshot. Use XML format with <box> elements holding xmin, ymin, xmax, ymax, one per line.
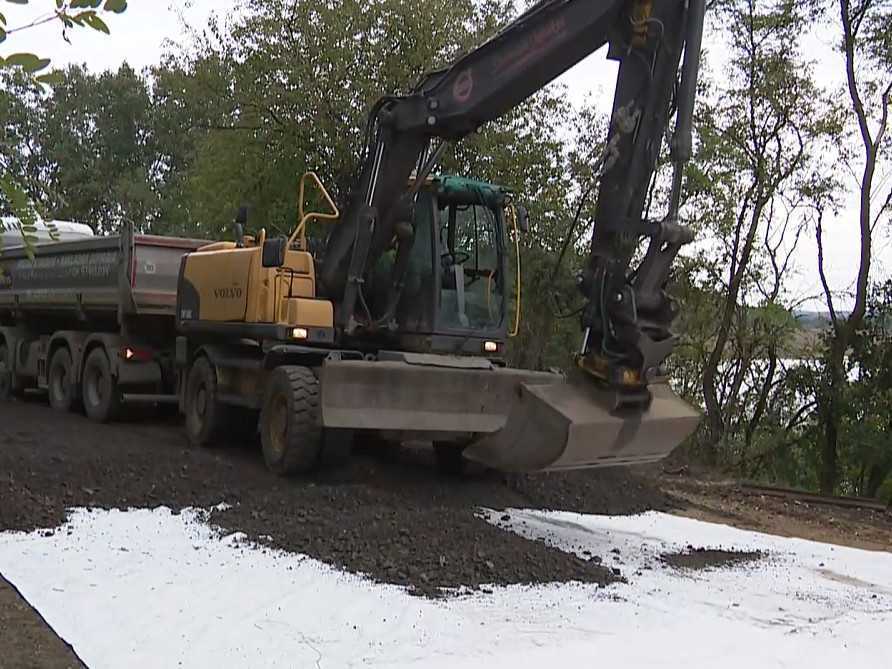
<box><xmin>82</xmin><ymin>348</ymin><xmax>121</xmax><ymax>423</ymax></box>
<box><xmin>433</xmin><ymin>442</ymin><xmax>467</xmax><ymax>476</ymax></box>
<box><xmin>184</xmin><ymin>357</ymin><xmax>227</xmax><ymax>446</ymax></box>
<box><xmin>260</xmin><ymin>366</ymin><xmax>323</xmax><ymax>476</ymax></box>
<box><xmin>48</xmin><ymin>347</ymin><xmax>76</xmax><ymax>412</ymax></box>
<box><xmin>0</xmin><ymin>343</ymin><xmax>18</xmax><ymax>401</ymax></box>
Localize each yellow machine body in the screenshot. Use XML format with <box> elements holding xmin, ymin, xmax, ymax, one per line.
<box><xmin>179</xmin><ymin>245</ymin><xmax>334</xmax><ymax>333</ymax></box>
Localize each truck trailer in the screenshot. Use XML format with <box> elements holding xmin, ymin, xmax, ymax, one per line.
<box><xmin>0</xmin><ymin>227</ymin><xmax>205</xmax><ymax>419</ymax></box>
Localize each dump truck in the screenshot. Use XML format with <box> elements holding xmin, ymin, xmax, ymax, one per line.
<box><xmin>0</xmin><ymin>228</ymin><xmax>206</xmax><ymax>419</ymax></box>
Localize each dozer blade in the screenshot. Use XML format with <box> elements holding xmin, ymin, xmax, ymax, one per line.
<box><xmin>463</xmin><ymin>373</ymin><xmax>701</xmax><ymax>473</ymax></box>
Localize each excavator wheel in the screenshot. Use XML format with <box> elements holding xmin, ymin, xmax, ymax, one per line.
<box><xmin>184</xmin><ymin>356</ymin><xmax>228</xmax><ymax>446</ymax></box>
<box><xmin>260</xmin><ymin>366</ymin><xmax>324</xmax><ymax>476</ymax></box>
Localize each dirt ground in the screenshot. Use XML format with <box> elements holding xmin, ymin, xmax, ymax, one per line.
<box><xmin>663</xmin><ymin>475</ymin><xmax>892</xmax><ymax>552</ymax></box>
<box><xmin>1</xmin><ymin>397</ymin><xmax>890</xmax><ymax>664</ymax></box>
<box><xmin>0</xmin><ymin>576</ymin><xmax>83</xmax><ymax>669</ymax></box>
<box><xmin>660</xmin><ymin>547</ymin><xmax>764</xmax><ymax>571</ymax></box>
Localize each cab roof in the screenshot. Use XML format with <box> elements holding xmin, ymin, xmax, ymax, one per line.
<box><xmin>431</xmin><ymin>175</ymin><xmax>512</xmax><ymax>208</ymax></box>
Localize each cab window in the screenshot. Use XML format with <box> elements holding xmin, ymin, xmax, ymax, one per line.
<box><xmin>438</xmin><ymin>202</ymin><xmax>504</xmax><ymax>329</ymax></box>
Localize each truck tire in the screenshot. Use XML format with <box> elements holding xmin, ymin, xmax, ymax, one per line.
<box><xmin>82</xmin><ymin>347</ymin><xmax>121</xmax><ymax>423</ymax></box>
<box><xmin>184</xmin><ymin>357</ymin><xmax>227</xmax><ymax>447</ymax></box>
<box><xmin>48</xmin><ymin>347</ymin><xmax>76</xmax><ymax>412</ymax></box>
<box><xmin>0</xmin><ymin>343</ymin><xmax>18</xmax><ymax>401</ymax></box>
<box><xmin>260</xmin><ymin>366</ymin><xmax>323</xmax><ymax>476</ymax></box>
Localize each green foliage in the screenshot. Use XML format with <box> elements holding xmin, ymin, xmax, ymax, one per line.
<box><xmin>0</xmin><ymin>0</ymin><xmax>127</xmax><ymax>251</ymax></box>
<box><xmin>153</xmin><ymin>0</ymin><xmax>513</xmax><ymax>238</ymax></box>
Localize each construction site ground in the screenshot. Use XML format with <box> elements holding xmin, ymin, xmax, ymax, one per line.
<box><xmin>1</xmin><ymin>397</ymin><xmax>890</xmax><ymax>667</ymax></box>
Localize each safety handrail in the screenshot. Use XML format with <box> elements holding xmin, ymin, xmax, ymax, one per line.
<box><xmin>507</xmin><ymin>204</ymin><xmax>522</xmax><ymax>337</ymax></box>
<box><xmin>288</xmin><ymin>172</ymin><xmax>340</xmax><ymax>249</ymax></box>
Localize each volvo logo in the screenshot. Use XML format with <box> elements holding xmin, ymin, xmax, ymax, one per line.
<box><xmin>214</xmin><ymin>287</ymin><xmax>243</xmax><ymax>299</ymax></box>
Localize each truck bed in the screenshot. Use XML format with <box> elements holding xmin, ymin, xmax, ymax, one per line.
<box><xmin>0</xmin><ymin>230</ymin><xmax>207</xmax><ymax>321</ymax></box>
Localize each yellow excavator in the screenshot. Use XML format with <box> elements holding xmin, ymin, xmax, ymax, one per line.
<box><xmin>175</xmin><ymin>0</ymin><xmax>704</xmax><ymax>475</ymax></box>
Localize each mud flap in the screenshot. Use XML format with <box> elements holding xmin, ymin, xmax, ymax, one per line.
<box><xmin>463</xmin><ymin>375</ymin><xmax>701</xmax><ymax>472</ymax></box>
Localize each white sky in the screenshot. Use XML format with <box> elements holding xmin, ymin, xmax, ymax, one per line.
<box><xmin>3</xmin><ymin>0</ymin><xmax>888</xmax><ymax>311</ymax></box>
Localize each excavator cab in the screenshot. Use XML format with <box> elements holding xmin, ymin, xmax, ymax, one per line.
<box><xmin>383</xmin><ymin>175</ymin><xmax>517</xmax><ymax>356</ymax></box>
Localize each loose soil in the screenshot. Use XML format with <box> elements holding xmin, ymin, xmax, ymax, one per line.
<box><xmin>1</xmin><ymin>398</ymin><xmax>666</xmax><ymax>597</ymax></box>
<box><xmin>660</xmin><ymin>547</ymin><xmax>764</xmax><ymax>571</ymax></box>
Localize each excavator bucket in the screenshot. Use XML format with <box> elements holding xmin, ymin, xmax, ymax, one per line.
<box><xmin>463</xmin><ymin>372</ymin><xmax>701</xmax><ymax>472</ymax></box>
<box><xmin>321</xmin><ymin>358</ymin><xmax>700</xmax><ymax>473</ymax></box>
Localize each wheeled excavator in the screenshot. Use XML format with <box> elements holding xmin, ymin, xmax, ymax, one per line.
<box><xmin>175</xmin><ymin>0</ymin><xmax>704</xmax><ymax>475</ymax></box>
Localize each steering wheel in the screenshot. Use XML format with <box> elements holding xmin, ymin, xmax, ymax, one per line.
<box><xmin>441</xmin><ymin>250</ymin><xmax>471</xmax><ymax>266</ymax></box>
<box><xmin>463</xmin><ymin>266</ymin><xmax>497</xmax><ymax>286</ymax></box>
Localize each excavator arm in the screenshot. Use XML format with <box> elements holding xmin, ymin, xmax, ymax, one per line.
<box><xmin>321</xmin><ymin>0</ymin><xmax>705</xmax><ymax>396</ymax></box>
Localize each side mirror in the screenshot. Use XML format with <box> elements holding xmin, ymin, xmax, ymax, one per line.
<box><xmin>234</xmin><ymin>206</ymin><xmax>248</xmax><ymax>248</ymax></box>
<box><xmin>515</xmin><ymin>205</ymin><xmax>530</xmax><ymax>233</ymax></box>
<box><xmin>262</xmin><ymin>237</ymin><xmax>287</xmax><ymax>268</ymax></box>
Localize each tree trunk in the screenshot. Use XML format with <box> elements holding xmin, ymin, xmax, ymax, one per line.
<box><xmin>819</xmin><ymin>334</ymin><xmax>847</xmax><ymax>495</ymax></box>
<box><xmin>865</xmin><ymin>463</ymin><xmax>892</xmax><ymax>499</ymax></box>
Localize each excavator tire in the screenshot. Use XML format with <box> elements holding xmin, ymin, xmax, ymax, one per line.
<box><xmin>260</xmin><ymin>366</ymin><xmax>323</xmax><ymax>476</ymax></box>
<box><xmin>184</xmin><ymin>356</ymin><xmax>227</xmax><ymax>446</ymax></box>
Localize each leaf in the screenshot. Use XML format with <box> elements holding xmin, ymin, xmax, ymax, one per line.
<box><xmin>36</xmin><ymin>71</ymin><xmax>65</xmax><ymax>86</ymax></box>
<box><xmin>0</xmin><ymin>28</ymin><xmax>5</xmax><ymax>44</ymax></box>
<box><xmin>4</xmin><ymin>1</ymin><xmax>30</xmax><ymax>5</ymax></box>
<box><xmin>1</xmin><ymin>53</ymin><xmax>51</xmax><ymax>73</ymax></box>
<box><xmin>0</xmin><ymin>12</ymin><xmax>6</xmax><ymax>27</ymax></box>
<box><xmin>84</xmin><ymin>14</ymin><xmax>110</xmax><ymax>34</ymax></box>
<box><xmin>70</xmin><ymin>0</ymin><xmax>103</xmax><ymax>8</ymax></box>
<box><xmin>103</xmin><ymin>0</ymin><xmax>127</xmax><ymax>13</ymax></box>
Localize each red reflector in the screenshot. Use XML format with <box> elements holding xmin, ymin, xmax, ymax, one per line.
<box><xmin>121</xmin><ymin>347</ymin><xmax>153</xmax><ymax>362</ymax></box>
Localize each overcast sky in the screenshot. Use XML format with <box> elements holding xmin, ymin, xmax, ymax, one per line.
<box><xmin>3</xmin><ymin>0</ymin><xmax>888</xmax><ymax>310</ymax></box>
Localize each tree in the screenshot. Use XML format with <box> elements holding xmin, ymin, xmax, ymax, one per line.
<box><xmin>687</xmin><ymin>0</ymin><xmax>835</xmax><ymax>464</ymax></box>
<box><xmin>42</xmin><ymin>65</ymin><xmax>159</xmax><ymax>231</ymax></box>
<box><xmin>0</xmin><ymin>0</ymin><xmax>128</xmax><ymax>250</ymax></box>
<box><xmin>151</xmin><ymin>0</ymin><xmax>521</xmax><ymax>238</ymax></box>
<box><xmin>814</xmin><ymin>0</ymin><xmax>892</xmax><ymax>493</ymax></box>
